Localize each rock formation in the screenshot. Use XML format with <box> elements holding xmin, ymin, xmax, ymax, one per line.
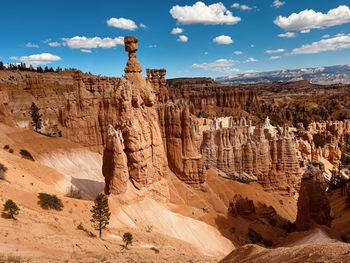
<box><xmin>159</xmin><ymin>103</ymin><xmax>204</xmax><ymax>184</ymax></box>
<box><xmin>295</xmin><ymin>161</ymin><xmax>332</xmax><ymax>230</ymax></box>
<box><xmin>102</xmin><ymin>36</ymin><xmax>168</xmax><ymax>194</ymax></box>
<box><xmin>200</xmin><ymin>117</ymin><xmax>300</xmax><ymax>193</ymax></box>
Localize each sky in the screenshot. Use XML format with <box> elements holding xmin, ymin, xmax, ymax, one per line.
<box><xmin>1</xmin><ymin>0</ymin><xmax>350</xmax><ymax>78</ymax></box>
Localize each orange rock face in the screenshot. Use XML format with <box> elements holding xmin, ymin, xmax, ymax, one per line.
<box><xmin>295</xmin><ymin>161</ymin><xmax>332</xmax><ymax>230</ymax></box>
<box><xmin>200</xmin><ymin>119</ymin><xmax>300</xmax><ymax>193</ymax></box>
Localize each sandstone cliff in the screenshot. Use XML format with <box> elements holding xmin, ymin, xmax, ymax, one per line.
<box><xmin>295</xmin><ymin>161</ymin><xmax>332</xmax><ymax>230</ymax></box>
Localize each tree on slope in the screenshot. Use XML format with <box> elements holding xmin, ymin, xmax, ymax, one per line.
<box><xmin>91</xmin><ymin>193</ymin><xmax>111</xmax><ymax>238</ymax></box>
<box><xmin>2</xmin><ymin>199</ymin><xmax>20</xmax><ymax>219</ymax></box>
<box><xmin>30</xmin><ymin>102</ymin><xmax>42</xmax><ymax>131</ymax></box>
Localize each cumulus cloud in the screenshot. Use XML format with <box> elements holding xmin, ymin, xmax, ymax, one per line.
<box><xmin>274</xmin><ymin>5</ymin><xmax>350</xmax><ymax>32</ymax></box>
<box><xmin>265</xmin><ymin>48</ymin><xmax>285</xmax><ymax>54</ymax></box>
<box><xmin>192</xmin><ymin>58</ymin><xmax>239</xmax><ymax>73</ymax></box>
<box><xmin>107</xmin><ymin>18</ymin><xmax>138</xmax><ymax>30</ymax></box>
<box><xmin>292</xmin><ymin>34</ymin><xmax>350</xmax><ymax>54</ymax></box>
<box><xmin>62</xmin><ymin>36</ymin><xmax>124</xmax><ymax>49</ymax></box>
<box><xmin>244</xmin><ymin>57</ymin><xmax>258</xmax><ymax>63</ymax></box>
<box><xmin>213</xmin><ymin>35</ymin><xmax>233</xmax><ymax>45</ymax></box>
<box><xmin>26</xmin><ymin>42</ymin><xmax>39</xmax><ymax>48</ymax></box>
<box><xmin>171</xmin><ymin>27</ymin><xmax>183</xmax><ymax>35</ymax></box>
<box><xmin>278</xmin><ymin>32</ymin><xmax>296</xmax><ymax>38</ymax></box>
<box><xmin>170</xmin><ymin>1</ymin><xmax>241</xmax><ymax>25</ymax></box>
<box><xmin>80</xmin><ymin>49</ymin><xmax>92</xmax><ymax>53</ymax></box>
<box><xmin>232</xmin><ymin>3</ymin><xmax>253</xmax><ymax>11</ymax></box>
<box><xmin>233</xmin><ymin>50</ymin><xmax>243</xmax><ymax>55</ymax></box>
<box><xmin>273</xmin><ymin>0</ymin><xmax>285</xmax><ymax>9</ymax></box>
<box><xmin>177</xmin><ymin>35</ymin><xmax>188</xmax><ymax>42</ymax></box>
<box><xmin>10</xmin><ymin>53</ymin><xmax>61</xmax><ymax>66</ymax></box>
<box><xmin>48</xmin><ymin>42</ymin><xmax>61</xmax><ymax>47</ymax></box>
<box><xmin>269</xmin><ymin>56</ymin><xmax>281</xmax><ymax>60</ymax></box>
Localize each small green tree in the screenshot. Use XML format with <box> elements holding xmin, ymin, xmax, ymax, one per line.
<box><xmin>30</xmin><ymin>102</ymin><xmax>42</xmax><ymax>131</ymax></box>
<box><xmin>2</xmin><ymin>199</ymin><xmax>20</xmax><ymax>219</ymax></box>
<box><xmin>123</xmin><ymin>232</ymin><xmax>133</xmax><ymax>249</ymax></box>
<box><xmin>91</xmin><ymin>193</ymin><xmax>111</xmax><ymax>238</ymax></box>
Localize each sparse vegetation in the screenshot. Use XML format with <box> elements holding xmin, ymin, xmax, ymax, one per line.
<box><xmin>90</xmin><ymin>193</ymin><xmax>111</xmax><ymax>238</ymax></box>
<box><xmin>19</xmin><ymin>149</ymin><xmax>35</xmax><ymax>161</ymax></box>
<box><xmin>150</xmin><ymin>247</ymin><xmax>159</xmax><ymax>254</ymax></box>
<box><xmin>77</xmin><ymin>222</ymin><xmax>96</xmax><ymax>238</ymax></box>
<box><xmin>195</xmin><ymin>111</ymin><xmax>209</xmax><ymax>118</ymax></box>
<box><xmin>65</xmin><ymin>186</ymin><xmax>82</xmax><ymax>199</ymax></box>
<box><xmin>0</xmin><ymin>254</ymin><xmax>23</xmax><ymax>263</ymax></box>
<box><xmin>37</xmin><ymin>193</ymin><xmax>64</xmax><ymax>211</ymax></box>
<box><xmin>0</xmin><ymin>163</ymin><xmax>8</xmax><ymax>180</ymax></box>
<box><xmin>30</xmin><ymin>102</ymin><xmax>42</xmax><ymax>131</ymax></box>
<box><xmin>236</xmin><ymin>176</ymin><xmax>252</xmax><ymax>184</ymax></box>
<box><xmin>2</xmin><ymin>199</ymin><xmax>20</xmax><ymax>219</ymax></box>
<box><xmin>3</xmin><ymin>145</ymin><xmax>10</xmax><ymax>150</ymax></box>
<box><xmin>122</xmin><ymin>232</ymin><xmax>133</xmax><ymax>249</ymax></box>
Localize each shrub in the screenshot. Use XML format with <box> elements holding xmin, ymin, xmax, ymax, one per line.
<box><xmin>8</xmin><ymin>149</ymin><xmax>14</xmax><ymax>154</ymax></box>
<box><xmin>0</xmin><ymin>163</ymin><xmax>8</xmax><ymax>180</ymax></box>
<box><xmin>236</xmin><ymin>176</ymin><xmax>252</xmax><ymax>184</ymax></box>
<box><xmin>77</xmin><ymin>222</ymin><xmax>96</xmax><ymax>238</ymax></box>
<box><xmin>19</xmin><ymin>149</ymin><xmax>34</xmax><ymax>161</ymax></box>
<box><xmin>248</xmin><ymin>228</ymin><xmax>273</xmax><ymax>247</ymax></box>
<box><xmin>2</xmin><ymin>199</ymin><xmax>20</xmax><ymax>219</ymax></box>
<box><xmin>65</xmin><ymin>186</ymin><xmax>81</xmax><ymax>199</ymax></box>
<box><xmin>150</xmin><ymin>247</ymin><xmax>159</xmax><ymax>254</ymax></box>
<box><xmin>3</xmin><ymin>145</ymin><xmax>10</xmax><ymax>150</ymax></box>
<box><xmin>123</xmin><ymin>232</ymin><xmax>133</xmax><ymax>249</ymax></box>
<box><xmin>37</xmin><ymin>193</ymin><xmax>63</xmax><ymax>211</ymax></box>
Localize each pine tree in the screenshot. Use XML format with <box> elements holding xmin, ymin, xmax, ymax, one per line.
<box><xmin>90</xmin><ymin>193</ymin><xmax>111</xmax><ymax>238</ymax></box>
<box><xmin>2</xmin><ymin>199</ymin><xmax>20</xmax><ymax>219</ymax></box>
<box><xmin>30</xmin><ymin>102</ymin><xmax>42</xmax><ymax>131</ymax></box>
<box><xmin>122</xmin><ymin>232</ymin><xmax>133</xmax><ymax>249</ymax></box>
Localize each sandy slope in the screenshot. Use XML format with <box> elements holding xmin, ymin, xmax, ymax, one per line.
<box><xmin>0</xmin><ymin>124</ymin><xmax>234</xmax><ymax>261</ymax></box>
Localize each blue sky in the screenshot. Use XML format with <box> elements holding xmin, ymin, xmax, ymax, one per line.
<box><xmin>1</xmin><ymin>0</ymin><xmax>350</xmax><ymax>78</ymax></box>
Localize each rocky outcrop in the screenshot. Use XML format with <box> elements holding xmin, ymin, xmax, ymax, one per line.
<box><xmin>101</xmin><ymin>36</ymin><xmax>168</xmax><ymax>194</ymax></box>
<box><xmin>200</xmin><ymin>117</ymin><xmax>300</xmax><ymax>193</ymax></box>
<box><xmin>159</xmin><ymin>103</ymin><xmax>204</xmax><ymax>184</ymax></box>
<box><xmin>295</xmin><ymin>161</ymin><xmax>332</xmax><ymax>230</ymax></box>
<box><xmin>296</xmin><ymin>120</ymin><xmax>350</xmax><ymax>168</ymax></box>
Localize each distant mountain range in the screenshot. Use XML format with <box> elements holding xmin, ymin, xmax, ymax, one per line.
<box><xmin>216</xmin><ymin>65</ymin><xmax>350</xmax><ymax>85</ymax></box>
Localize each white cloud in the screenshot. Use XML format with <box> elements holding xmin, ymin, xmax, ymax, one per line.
<box><xmin>26</xmin><ymin>42</ymin><xmax>39</xmax><ymax>48</ymax></box>
<box><xmin>177</xmin><ymin>35</ymin><xmax>188</xmax><ymax>42</ymax></box>
<box><xmin>171</xmin><ymin>27</ymin><xmax>183</xmax><ymax>35</ymax></box>
<box><xmin>213</xmin><ymin>35</ymin><xmax>233</xmax><ymax>45</ymax></box>
<box><xmin>140</xmin><ymin>23</ymin><xmax>148</xmax><ymax>29</ymax></box>
<box><xmin>48</xmin><ymin>42</ymin><xmax>61</xmax><ymax>47</ymax></box>
<box><xmin>300</xmin><ymin>29</ymin><xmax>311</xmax><ymax>34</ymax></box>
<box><xmin>233</xmin><ymin>50</ymin><xmax>243</xmax><ymax>55</ymax></box>
<box><xmin>80</xmin><ymin>49</ymin><xmax>92</xmax><ymax>53</ymax></box>
<box><xmin>273</xmin><ymin>0</ymin><xmax>285</xmax><ymax>9</ymax></box>
<box><xmin>269</xmin><ymin>56</ymin><xmax>281</xmax><ymax>60</ymax></box>
<box><xmin>265</xmin><ymin>48</ymin><xmax>285</xmax><ymax>54</ymax></box>
<box><xmin>170</xmin><ymin>1</ymin><xmax>241</xmax><ymax>25</ymax></box>
<box><xmin>204</xmin><ymin>51</ymin><xmax>209</xmax><ymax>55</ymax></box>
<box><xmin>292</xmin><ymin>34</ymin><xmax>350</xmax><ymax>54</ymax></box>
<box><xmin>10</xmin><ymin>53</ymin><xmax>61</xmax><ymax>66</ymax></box>
<box><xmin>42</xmin><ymin>38</ymin><xmax>52</xmax><ymax>44</ymax></box>
<box><xmin>107</xmin><ymin>18</ymin><xmax>138</xmax><ymax>30</ymax></box>
<box><xmin>278</xmin><ymin>32</ymin><xmax>296</xmax><ymax>38</ymax></box>
<box><xmin>148</xmin><ymin>44</ymin><xmax>157</xmax><ymax>48</ymax></box>
<box><xmin>192</xmin><ymin>58</ymin><xmax>240</xmax><ymax>73</ymax></box>
<box><xmin>322</xmin><ymin>34</ymin><xmax>331</xmax><ymax>39</ymax></box>
<box><xmin>274</xmin><ymin>5</ymin><xmax>350</xmax><ymax>32</ymax></box>
<box><xmin>232</xmin><ymin>3</ymin><xmax>253</xmax><ymax>11</ymax></box>
<box><xmin>244</xmin><ymin>57</ymin><xmax>258</xmax><ymax>63</ymax></box>
<box><xmin>62</xmin><ymin>36</ymin><xmax>124</xmax><ymax>49</ymax></box>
